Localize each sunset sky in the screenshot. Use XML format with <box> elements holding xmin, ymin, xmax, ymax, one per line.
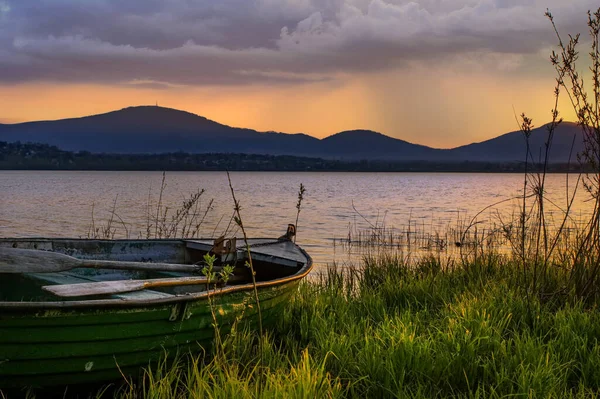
<box><xmin>0</xmin><ymin>0</ymin><xmax>597</xmax><ymax>148</ymax></box>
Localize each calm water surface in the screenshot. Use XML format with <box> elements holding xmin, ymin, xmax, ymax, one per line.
<box><xmin>0</xmin><ymin>171</ymin><xmax>593</xmax><ymax>268</ymax></box>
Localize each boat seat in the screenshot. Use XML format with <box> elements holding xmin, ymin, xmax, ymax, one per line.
<box><xmin>186</xmin><ymin>239</ymin><xmax>305</xmax><ymax>268</ymax></box>
<box><xmin>24</xmin><ymin>272</ymin><xmax>175</xmax><ymax>300</ymax></box>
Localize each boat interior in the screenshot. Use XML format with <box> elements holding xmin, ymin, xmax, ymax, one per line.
<box><xmin>0</xmin><ymin>237</ymin><xmax>310</xmax><ymax>303</ymax></box>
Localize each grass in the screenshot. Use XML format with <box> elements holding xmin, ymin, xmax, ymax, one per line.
<box><xmin>6</xmin><ymin>249</ymin><xmax>600</xmax><ymax>398</ymax></box>
<box><xmin>62</xmin><ymin>250</ymin><xmax>596</xmax><ymax>399</ymax></box>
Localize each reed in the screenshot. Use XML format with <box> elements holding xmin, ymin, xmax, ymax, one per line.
<box><xmin>294</xmin><ymin>183</ymin><xmax>306</xmax><ymax>244</ymax></box>
<box><xmin>493</xmin><ymin>7</ymin><xmax>600</xmax><ymax>306</ymax></box>
<box><xmin>86</xmin><ymin>196</ymin><xmax>129</xmax><ymax>239</ymax></box>
<box><xmin>226</xmin><ymin>173</ymin><xmax>262</xmax><ymax>324</ymax></box>
<box><xmin>85</xmin><ymin>172</ymin><xmax>216</xmax><ymax>240</ymax></box>
<box><xmin>146</xmin><ymin>172</ymin><xmax>215</xmax><ymax>239</ymax></box>
<box><xmin>46</xmin><ymin>249</ymin><xmax>595</xmax><ymax>399</ymax></box>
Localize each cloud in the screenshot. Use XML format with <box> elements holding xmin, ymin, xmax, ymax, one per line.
<box><xmin>0</xmin><ymin>0</ymin><xmax>597</xmax><ymax>86</ymax></box>
<box><xmin>0</xmin><ymin>1</ymin><xmax>9</xmax><ymax>17</ymax></box>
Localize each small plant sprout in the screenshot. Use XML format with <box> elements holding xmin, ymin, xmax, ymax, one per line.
<box><xmin>218</xmin><ymin>264</ymin><xmax>235</xmax><ymax>284</ymax></box>
<box><xmin>201</xmin><ymin>253</ymin><xmax>217</xmax><ymax>282</ymax></box>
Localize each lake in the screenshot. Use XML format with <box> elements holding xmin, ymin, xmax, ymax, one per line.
<box><xmin>0</xmin><ymin>171</ymin><xmax>593</xmax><ymax>268</ymax></box>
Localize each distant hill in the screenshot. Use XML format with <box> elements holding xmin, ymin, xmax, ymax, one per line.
<box><xmin>446</xmin><ymin>122</ymin><xmax>584</xmax><ymax>163</ymax></box>
<box><xmin>0</xmin><ymin>106</ymin><xmax>586</xmax><ymax>162</ymax></box>
<box><xmin>0</xmin><ymin>106</ymin><xmax>321</xmax><ymax>155</ymax></box>
<box><xmin>318</xmin><ymin>130</ymin><xmax>445</xmax><ymax>160</ymax></box>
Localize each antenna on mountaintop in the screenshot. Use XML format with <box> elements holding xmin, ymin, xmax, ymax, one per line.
<box><xmin>155</xmin><ymin>101</ymin><xmax>158</xmax><ymax>107</ymax></box>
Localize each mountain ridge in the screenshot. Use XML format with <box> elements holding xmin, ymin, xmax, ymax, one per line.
<box><xmin>0</xmin><ymin>106</ymin><xmax>585</xmax><ymax>162</ymax></box>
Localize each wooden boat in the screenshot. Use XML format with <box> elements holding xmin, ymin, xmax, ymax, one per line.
<box><xmin>0</xmin><ymin>232</ymin><xmax>312</xmax><ymax>388</ymax></box>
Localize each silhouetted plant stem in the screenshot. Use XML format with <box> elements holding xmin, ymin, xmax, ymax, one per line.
<box><xmin>225</xmin><ymin>171</ymin><xmax>263</xmax><ymax>361</ymax></box>
<box><xmin>154</xmin><ymin>171</ymin><xmax>166</xmax><ymax>238</ymax></box>
<box><xmin>545</xmin><ymin>8</ymin><xmax>600</xmax><ymax>301</ymax></box>
<box><xmin>294</xmin><ymin>183</ymin><xmax>306</xmax><ymax>243</ymax></box>
<box><xmin>518</xmin><ymin>114</ymin><xmax>534</xmax><ymax>323</ymax></box>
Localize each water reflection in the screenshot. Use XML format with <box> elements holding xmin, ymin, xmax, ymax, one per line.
<box><xmin>0</xmin><ymin>171</ymin><xmax>593</xmax><ymax>269</ymax></box>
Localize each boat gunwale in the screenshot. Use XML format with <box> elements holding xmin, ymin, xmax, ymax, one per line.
<box><xmin>0</xmin><ymin>237</ymin><xmax>313</xmax><ymax>311</ymax></box>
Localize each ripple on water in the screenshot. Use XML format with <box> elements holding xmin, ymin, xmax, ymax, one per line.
<box><xmin>0</xmin><ymin>171</ymin><xmax>593</xmax><ymax>268</ymax></box>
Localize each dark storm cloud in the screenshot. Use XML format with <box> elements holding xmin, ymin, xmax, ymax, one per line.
<box><xmin>0</xmin><ymin>0</ymin><xmax>597</xmax><ymax>86</ymax></box>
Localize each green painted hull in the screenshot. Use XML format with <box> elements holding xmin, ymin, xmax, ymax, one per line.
<box><xmin>0</xmin><ymin>237</ymin><xmax>312</xmax><ymax>388</ymax></box>
<box><xmin>0</xmin><ymin>281</ymin><xmax>298</xmax><ymax>387</ymax></box>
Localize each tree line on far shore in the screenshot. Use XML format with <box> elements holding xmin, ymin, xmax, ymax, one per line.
<box><xmin>0</xmin><ymin>141</ymin><xmax>588</xmax><ymax>173</ymax></box>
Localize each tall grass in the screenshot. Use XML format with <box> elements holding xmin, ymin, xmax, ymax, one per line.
<box><xmin>99</xmin><ymin>253</ymin><xmax>600</xmax><ymax>398</ymax></box>
<box><xmin>85</xmin><ymin>171</ymin><xmax>217</xmax><ymax>240</ymax></box>
<box><xmin>496</xmin><ymin>8</ymin><xmax>600</xmax><ymax>305</ymax></box>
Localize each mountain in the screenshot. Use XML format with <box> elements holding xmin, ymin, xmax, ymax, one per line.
<box><xmin>446</xmin><ymin>122</ymin><xmax>584</xmax><ymax>163</ymax></box>
<box><xmin>0</xmin><ymin>106</ymin><xmax>586</xmax><ymax>162</ymax></box>
<box><xmin>318</xmin><ymin>130</ymin><xmax>444</xmax><ymax>160</ymax></box>
<box><xmin>0</xmin><ymin>106</ymin><xmax>321</xmax><ymax>155</ymax></box>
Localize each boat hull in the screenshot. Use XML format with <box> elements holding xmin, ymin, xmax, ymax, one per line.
<box><xmin>0</xmin><ymin>280</ymin><xmax>298</xmax><ymax>387</ymax></box>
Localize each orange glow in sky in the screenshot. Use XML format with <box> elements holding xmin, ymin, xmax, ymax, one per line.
<box><xmin>0</xmin><ymin>65</ymin><xmax>577</xmax><ymax>149</ymax></box>
<box><xmin>0</xmin><ymin>0</ymin><xmax>590</xmax><ymax>148</ymax></box>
